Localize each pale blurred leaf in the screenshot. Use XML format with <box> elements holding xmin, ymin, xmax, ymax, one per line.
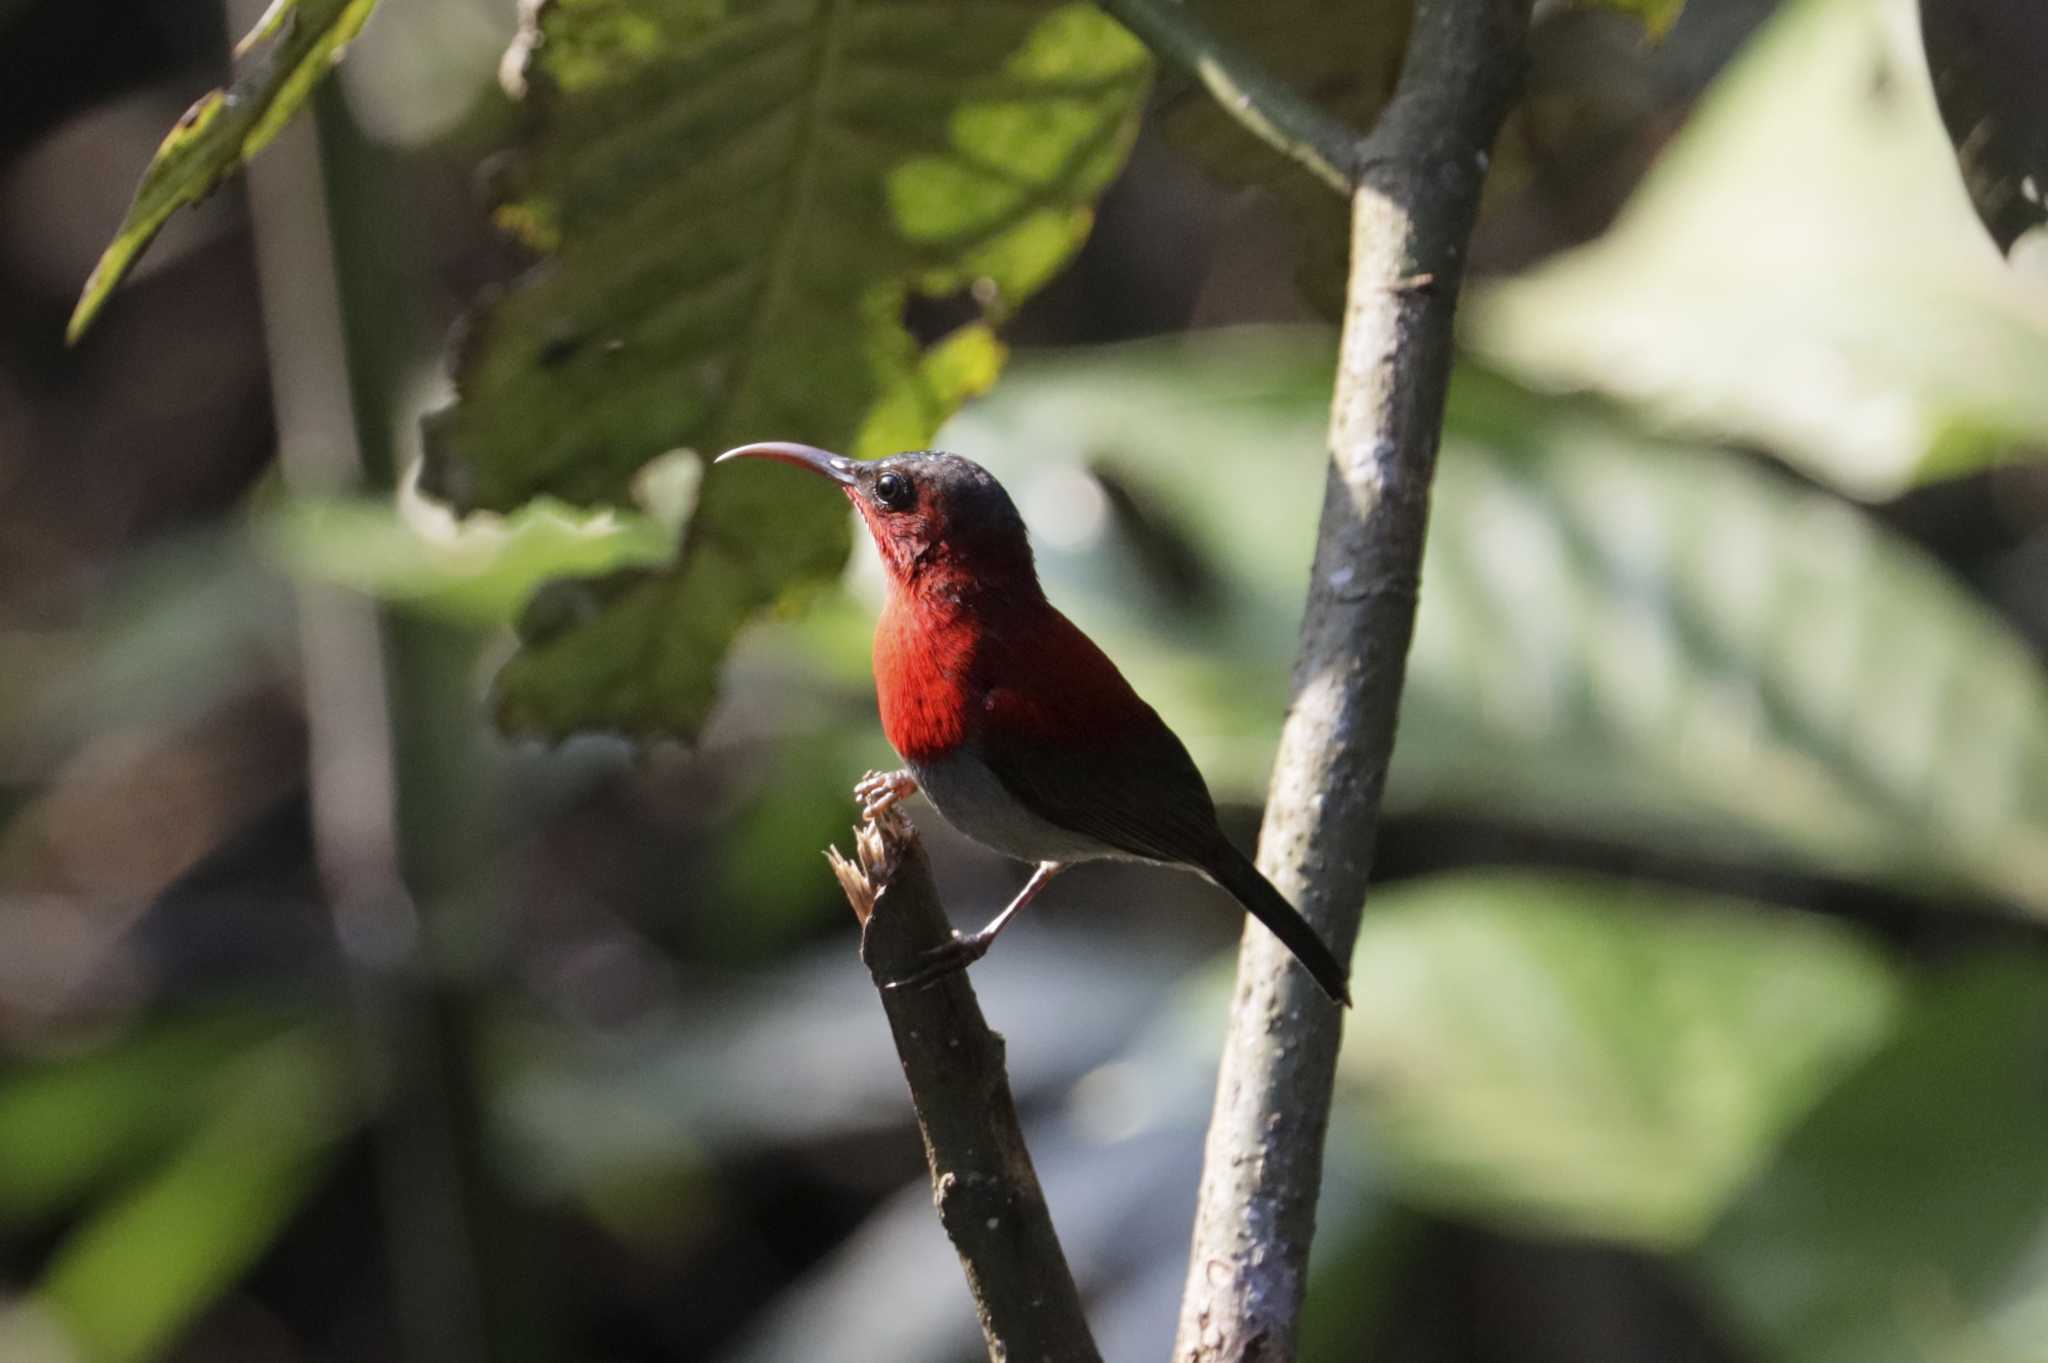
<box><xmin>1467</xmin><ymin>0</ymin><xmax>2048</xmax><ymax>498</ymax></box>
<box><xmin>0</xmin><ymin>1012</ymin><xmax>293</xmax><ymax>1223</ymax></box>
<box><xmin>1411</xmin><ymin>367</ymin><xmax>2048</xmax><ymax>912</ymax></box>
<box><xmin>0</xmin><ymin>533</ymin><xmax>294</xmax><ymax>774</ymax></box>
<box><xmin>1692</xmin><ymin>958</ymin><xmax>2048</xmax><ymax>1363</ymax></box>
<box><xmin>34</xmin><ymin>1027</ymin><xmax>353</xmax><ymax>1363</ymax></box>
<box><xmin>259</xmin><ymin>493</ymin><xmax>670</xmax><ymax>624</ymax></box>
<box><xmin>421</xmin><ymin>0</ymin><xmax>1148</xmax><ymax>740</ymax></box>
<box><xmin>69</xmin><ymin>0</ymin><xmax>380</xmax><ymax>342</ymax></box>
<box><xmin>1337</xmin><ymin>872</ymin><xmax>1901</xmax><ymax>1246</ymax></box>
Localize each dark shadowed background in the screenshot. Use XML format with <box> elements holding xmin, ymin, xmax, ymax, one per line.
<box><xmin>2</xmin><ymin>1</ymin><xmax>2047</xmax><ymax>1361</ymax></box>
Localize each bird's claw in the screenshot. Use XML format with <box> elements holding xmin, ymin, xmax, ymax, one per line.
<box><xmin>882</xmin><ymin>930</ymin><xmax>993</xmax><ymax>992</ymax></box>
<box><xmin>855</xmin><ymin>768</ymin><xmax>917</xmax><ymax>821</ymax></box>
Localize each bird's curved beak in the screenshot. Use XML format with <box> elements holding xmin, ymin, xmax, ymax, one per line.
<box><xmin>713</xmin><ymin>441</ymin><xmax>860</xmax><ymax>486</ymax></box>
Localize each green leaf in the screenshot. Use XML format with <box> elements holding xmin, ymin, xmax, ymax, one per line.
<box><xmin>1691</xmin><ymin>958</ymin><xmax>2048</xmax><ymax>1363</ymax></box>
<box><xmin>33</xmin><ymin>1027</ymin><xmax>354</xmax><ymax>1363</ymax></box>
<box><xmin>67</xmin><ymin>0</ymin><xmax>381</xmax><ymax>343</ymax></box>
<box><xmin>424</xmin><ymin>1</ymin><xmax>1146</xmax><ymax>740</ymax></box>
<box><xmin>1918</xmin><ymin>0</ymin><xmax>2048</xmax><ymax>255</ymax></box>
<box><xmin>1410</xmin><ymin>368</ymin><xmax>2048</xmax><ymax>912</ymax></box>
<box><xmin>941</xmin><ymin>331</ymin><xmax>2048</xmax><ymax>913</ymax></box>
<box><xmin>0</xmin><ymin>1011</ymin><xmax>294</xmax><ymax>1224</ymax></box>
<box><xmin>1466</xmin><ymin>0</ymin><xmax>2048</xmax><ymax>498</ymax></box>
<box><xmin>258</xmin><ymin>492</ymin><xmax>672</xmax><ymax>624</ymax></box>
<box><xmin>1335</xmin><ymin>871</ymin><xmax>1900</xmax><ymax>1246</ymax></box>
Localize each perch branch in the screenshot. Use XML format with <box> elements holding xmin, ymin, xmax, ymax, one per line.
<box><xmin>1096</xmin><ymin>0</ymin><xmax>1361</xmax><ymax>195</ymax></box>
<box><xmin>1172</xmin><ymin>2</ymin><xmax>1533</xmax><ymax>1361</ymax></box>
<box><xmin>827</xmin><ymin>809</ymin><xmax>1101</xmax><ymax>1363</ymax></box>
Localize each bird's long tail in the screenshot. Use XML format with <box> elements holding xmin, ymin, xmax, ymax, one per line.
<box><xmin>1204</xmin><ymin>843</ymin><xmax>1353</xmax><ymax>1007</ymax></box>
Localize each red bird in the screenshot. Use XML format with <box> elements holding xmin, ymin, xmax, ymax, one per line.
<box><xmin>716</xmin><ymin>442</ymin><xmax>1351</xmax><ymax>1006</ymax></box>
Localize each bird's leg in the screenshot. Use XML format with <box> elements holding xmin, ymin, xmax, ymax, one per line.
<box><xmin>886</xmin><ymin>861</ymin><xmax>1065</xmax><ymax>992</ymax></box>
<box><xmin>855</xmin><ymin>768</ymin><xmax>918</xmax><ymax>820</ymax></box>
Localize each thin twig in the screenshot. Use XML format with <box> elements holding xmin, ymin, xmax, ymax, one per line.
<box><xmin>827</xmin><ymin>809</ymin><xmax>1101</xmax><ymax>1363</ymax></box>
<box><xmin>1096</xmin><ymin>0</ymin><xmax>1361</xmax><ymax>195</ymax></box>
<box><xmin>1171</xmin><ymin>2</ymin><xmax>1533</xmax><ymax>1361</ymax></box>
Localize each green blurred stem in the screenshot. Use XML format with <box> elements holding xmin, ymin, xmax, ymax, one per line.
<box><xmin>1171</xmin><ymin>3</ymin><xmax>1532</xmax><ymax>1361</ymax></box>
<box><xmin>1096</xmin><ymin>0</ymin><xmax>1360</xmax><ymax>195</ymax></box>
<box><xmin>234</xmin><ymin>6</ymin><xmax>511</xmax><ymax>1361</ymax></box>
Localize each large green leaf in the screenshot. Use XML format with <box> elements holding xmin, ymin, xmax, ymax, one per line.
<box><xmin>1410</xmin><ymin>369</ymin><xmax>2048</xmax><ymax>911</ymax></box>
<box><xmin>68</xmin><ymin>0</ymin><xmax>381</xmax><ymax>343</ymax></box>
<box><xmin>421</xmin><ymin>0</ymin><xmax>1148</xmax><ymax>739</ymax></box>
<box><xmin>941</xmin><ymin>331</ymin><xmax>2048</xmax><ymax>913</ymax></box>
<box><xmin>1467</xmin><ymin>0</ymin><xmax>2048</xmax><ymax>499</ymax></box>
<box><xmin>1336</xmin><ymin>872</ymin><xmax>1900</xmax><ymax>1246</ymax></box>
<box><xmin>1691</xmin><ymin>958</ymin><xmax>2048</xmax><ymax>1363</ymax></box>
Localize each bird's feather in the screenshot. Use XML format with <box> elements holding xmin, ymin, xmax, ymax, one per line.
<box><xmin>966</xmin><ymin>604</ymin><xmax>1227</xmax><ymax>863</ymax></box>
<box><xmin>974</xmin><ymin>607</ymin><xmax>1351</xmax><ymax>1003</ymax></box>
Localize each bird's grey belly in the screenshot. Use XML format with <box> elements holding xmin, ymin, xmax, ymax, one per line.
<box><xmin>908</xmin><ymin>748</ymin><xmax>1124</xmax><ymax>865</ymax></box>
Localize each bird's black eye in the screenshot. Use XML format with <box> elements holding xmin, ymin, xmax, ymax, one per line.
<box><xmin>872</xmin><ymin>470</ymin><xmax>914</xmax><ymax>511</ymax></box>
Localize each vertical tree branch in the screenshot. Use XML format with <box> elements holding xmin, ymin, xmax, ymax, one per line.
<box><xmin>1173</xmin><ymin>4</ymin><xmax>1532</xmax><ymax>1361</ymax></box>
<box><xmin>828</xmin><ymin>810</ymin><xmax>1101</xmax><ymax>1363</ymax></box>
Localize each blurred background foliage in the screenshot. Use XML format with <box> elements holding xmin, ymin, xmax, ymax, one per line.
<box><xmin>3</xmin><ymin>0</ymin><xmax>2047</xmax><ymax>1361</ymax></box>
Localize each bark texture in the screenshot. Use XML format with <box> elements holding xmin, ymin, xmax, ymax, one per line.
<box><xmin>1172</xmin><ymin>4</ymin><xmax>1533</xmax><ymax>1361</ymax></box>
<box><xmin>829</xmin><ymin>810</ymin><xmax>1101</xmax><ymax>1363</ymax></box>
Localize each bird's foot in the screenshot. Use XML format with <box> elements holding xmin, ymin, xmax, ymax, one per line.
<box><xmin>855</xmin><ymin>768</ymin><xmax>918</xmax><ymax>821</ymax></box>
<box><xmin>883</xmin><ymin>928</ymin><xmax>995</xmax><ymax>993</ymax></box>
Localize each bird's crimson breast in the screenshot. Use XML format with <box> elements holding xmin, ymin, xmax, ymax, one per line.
<box><xmin>873</xmin><ymin>591</ymin><xmax>1158</xmax><ymax>760</ymax></box>
<box><xmin>872</xmin><ymin>593</ymin><xmax>977</xmax><ymax>764</ymax></box>
<box><xmin>875</xmin><ymin>588</ymin><xmax>1229</xmax><ymax>870</ymax></box>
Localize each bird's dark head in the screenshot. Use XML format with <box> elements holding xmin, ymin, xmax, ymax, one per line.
<box><xmin>714</xmin><ymin>442</ymin><xmax>1036</xmax><ymax>592</ymax></box>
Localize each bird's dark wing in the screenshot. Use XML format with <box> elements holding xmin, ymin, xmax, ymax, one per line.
<box><xmin>970</xmin><ymin>608</ymin><xmax>1353</xmax><ymax>1005</ymax></box>
<box><xmin>974</xmin><ymin>695</ymin><xmax>1227</xmax><ymax>867</ymax></box>
<box><xmin>966</xmin><ymin>602</ymin><xmax>1229</xmax><ymax>865</ymax></box>
<box><xmin>976</xmin><ymin>678</ymin><xmax>1355</xmax><ymax>1006</ymax></box>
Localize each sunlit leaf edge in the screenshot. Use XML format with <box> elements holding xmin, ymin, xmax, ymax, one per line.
<box><xmin>67</xmin><ymin>0</ymin><xmax>381</xmax><ymax>343</ymax></box>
